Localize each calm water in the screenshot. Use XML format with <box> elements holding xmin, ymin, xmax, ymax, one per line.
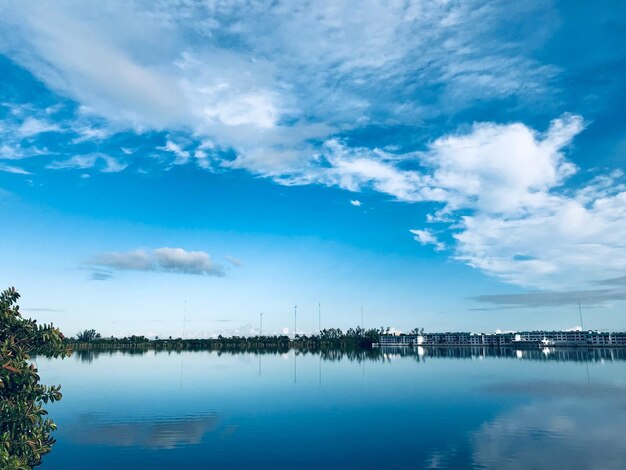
<box><xmin>35</xmin><ymin>347</ymin><xmax>626</xmax><ymax>469</ymax></box>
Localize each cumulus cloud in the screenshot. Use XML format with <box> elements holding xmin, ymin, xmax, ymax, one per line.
<box><xmin>349</xmin><ymin>200</ymin><xmax>362</xmax><ymax>207</ymax></box>
<box><xmin>286</xmin><ymin>114</ymin><xmax>626</xmax><ymax>291</ymax></box>
<box><xmin>89</xmin><ymin>247</ymin><xmax>225</xmax><ymax>277</ymax></box>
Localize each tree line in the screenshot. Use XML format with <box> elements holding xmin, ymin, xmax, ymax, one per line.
<box><xmin>70</xmin><ymin>325</ymin><xmax>424</xmax><ymax>351</ymax></box>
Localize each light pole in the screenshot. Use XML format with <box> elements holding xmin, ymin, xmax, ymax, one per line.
<box><xmin>294</xmin><ymin>305</ymin><xmax>297</xmax><ymax>338</ymax></box>
<box><xmin>260</xmin><ymin>312</ymin><xmax>263</xmax><ymax>336</ymax></box>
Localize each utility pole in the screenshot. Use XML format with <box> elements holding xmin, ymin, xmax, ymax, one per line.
<box><xmin>361</xmin><ymin>305</ymin><xmax>364</xmax><ymax>329</ymax></box>
<box><xmin>318</xmin><ymin>302</ymin><xmax>321</xmax><ymax>332</ymax></box>
<box><xmin>294</xmin><ymin>305</ymin><xmax>297</xmax><ymax>338</ymax></box>
<box><xmin>578</xmin><ymin>299</ymin><xmax>585</xmax><ymax>331</ymax></box>
<box><xmin>183</xmin><ymin>300</ymin><xmax>187</xmax><ymax>339</ymax></box>
<box><xmin>260</xmin><ymin>312</ymin><xmax>263</xmax><ymax>336</ymax></box>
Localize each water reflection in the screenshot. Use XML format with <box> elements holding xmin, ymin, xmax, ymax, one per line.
<box><xmin>66</xmin><ymin>414</ymin><xmax>220</xmax><ymax>450</ymax></box>
<box><xmin>70</xmin><ymin>345</ymin><xmax>626</xmax><ymax>363</ymax></box>
<box><xmin>472</xmin><ymin>382</ymin><xmax>626</xmax><ymax>469</ymax></box>
<box><xmin>37</xmin><ymin>346</ymin><xmax>626</xmax><ymax>469</ymax></box>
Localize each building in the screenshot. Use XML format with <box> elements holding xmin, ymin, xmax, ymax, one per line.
<box><xmin>377</xmin><ymin>330</ymin><xmax>626</xmax><ymax>347</ymax></box>
<box><xmin>378</xmin><ymin>334</ymin><xmax>420</xmax><ymax>346</ymax></box>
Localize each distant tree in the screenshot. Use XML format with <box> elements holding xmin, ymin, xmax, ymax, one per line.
<box><xmin>0</xmin><ymin>287</ymin><xmax>70</xmax><ymax>468</ymax></box>
<box><xmin>75</xmin><ymin>329</ymin><xmax>101</xmax><ymax>342</ymax></box>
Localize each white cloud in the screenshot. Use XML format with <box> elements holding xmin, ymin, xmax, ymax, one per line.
<box><xmin>18</xmin><ymin>117</ymin><xmax>61</xmax><ymax>137</ymax></box>
<box><xmin>422</xmin><ymin>114</ymin><xmax>583</xmax><ymax>215</ymax></box>
<box><xmin>280</xmin><ymin>115</ymin><xmax>626</xmax><ymax>291</ymax></box>
<box><xmin>313</xmin><ymin>139</ymin><xmax>431</xmax><ymax>202</ymax></box>
<box><xmin>0</xmin><ymin>163</ymin><xmax>32</xmax><ymax>175</ymax></box>
<box><xmin>47</xmin><ymin>153</ymin><xmax>127</xmax><ymax>173</ymax></box>
<box><xmin>89</xmin><ymin>247</ymin><xmax>225</xmax><ymax>276</ymax></box>
<box><xmin>1</xmin><ymin>1</ymin><xmax>622</xmax><ymax>293</ymax></box>
<box><xmin>349</xmin><ymin>200</ymin><xmax>362</xmax><ymax>207</ymax></box>
<box><xmin>71</xmin><ymin>125</ymin><xmax>111</xmax><ymax>143</ymax></box>
<box><xmin>0</xmin><ymin>0</ymin><xmax>557</xmax><ymax>176</ymax></box>
<box><xmin>158</xmin><ymin>139</ymin><xmax>191</xmax><ymax>165</ymax></box>
<box><xmin>410</xmin><ymin>229</ymin><xmax>445</xmax><ymax>252</ymax></box>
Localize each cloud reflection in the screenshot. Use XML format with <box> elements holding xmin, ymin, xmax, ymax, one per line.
<box><xmin>68</xmin><ymin>414</ymin><xmax>220</xmax><ymax>450</ymax></box>
<box><xmin>472</xmin><ymin>382</ymin><xmax>626</xmax><ymax>469</ymax></box>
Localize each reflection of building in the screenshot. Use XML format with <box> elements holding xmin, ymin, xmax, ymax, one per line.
<box><xmin>376</xmin><ymin>331</ymin><xmax>626</xmax><ymax>347</ymax></box>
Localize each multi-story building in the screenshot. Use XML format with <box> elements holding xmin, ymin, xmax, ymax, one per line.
<box><xmin>378</xmin><ymin>334</ymin><xmax>420</xmax><ymax>346</ymax></box>
<box><xmin>377</xmin><ymin>330</ymin><xmax>626</xmax><ymax>347</ymax></box>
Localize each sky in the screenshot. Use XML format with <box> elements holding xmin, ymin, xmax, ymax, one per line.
<box><xmin>1</xmin><ymin>0</ymin><xmax>626</xmax><ymax>337</ymax></box>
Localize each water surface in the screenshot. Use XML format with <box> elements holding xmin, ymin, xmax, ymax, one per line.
<box><xmin>37</xmin><ymin>347</ymin><xmax>626</xmax><ymax>469</ymax></box>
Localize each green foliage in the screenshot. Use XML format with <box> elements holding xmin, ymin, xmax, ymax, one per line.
<box><xmin>75</xmin><ymin>329</ymin><xmax>101</xmax><ymax>342</ymax></box>
<box><xmin>0</xmin><ymin>287</ymin><xmax>70</xmax><ymax>469</ymax></box>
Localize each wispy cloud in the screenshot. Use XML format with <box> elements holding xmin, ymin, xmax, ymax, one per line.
<box><xmin>0</xmin><ymin>163</ymin><xmax>32</xmax><ymax>175</ymax></box>
<box><xmin>471</xmin><ymin>285</ymin><xmax>626</xmax><ymax>308</ymax></box>
<box><xmin>0</xmin><ymin>0</ymin><xmax>557</xmax><ymax>176</ymax></box>
<box><xmin>88</xmin><ymin>247</ymin><xmax>225</xmax><ymax>277</ymax></box>
<box><xmin>90</xmin><ymin>271</ymin><xmax>113</xmax><ymax>281</ymax></box>
<box><xmin>22</xmin><ymin>307</ymin><xmax>66</xmax><ymax>313</ymax></box>
<box><xmin>224</xmin><ymin>256</ymin><xmax>243</xmax><ymax>268</ymax></box>
<box><xmin>18</xmin><ymin>117</ymin><xmax>61</xmax><ymax>136</ymax></box>
<box><xmin>47</xmin><ymin>153</ymin><xmax>127</xmax><ymax>173</ymax></box>
<box><xmin>158</xmin><ymin>139</ymin><xmax>191</xmax><ymax>165</ymax></box>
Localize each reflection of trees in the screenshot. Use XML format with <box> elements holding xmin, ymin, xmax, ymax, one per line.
<box><xmin>69</xmin><ymin>343</ymin><xmax>626</xmax><ymax>365</ymax></box>
<box><xmin>0</xmin><ymin>287</ymin><xmax>70</xmax><ymax>469</ymax></box>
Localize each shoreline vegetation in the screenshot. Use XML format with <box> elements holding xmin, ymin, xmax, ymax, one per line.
<box><xmin>68</xmin><ymin>327</ymin><xmax>626</xmax><ymax>353</ymax></box>
<box><xmin>69</xmin><ymin>327</ymin><xmax>385</xmax><ymax>353</ymax></box>
<box><xmin>1</xmin><ymin>287</ymin><xmax>70</xmax><ymax>469</ymax></box>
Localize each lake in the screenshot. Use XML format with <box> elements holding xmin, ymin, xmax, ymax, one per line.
<box><xmin>36</xmin><ymin>347</ymin><xmax>626</xmax><ymax>469</ymax></box>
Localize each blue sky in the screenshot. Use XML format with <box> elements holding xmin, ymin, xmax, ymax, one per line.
<box><xmin>1</xmin><ymin>0</ymin><xmax>626</xmax><ymax>337</ymax></box>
